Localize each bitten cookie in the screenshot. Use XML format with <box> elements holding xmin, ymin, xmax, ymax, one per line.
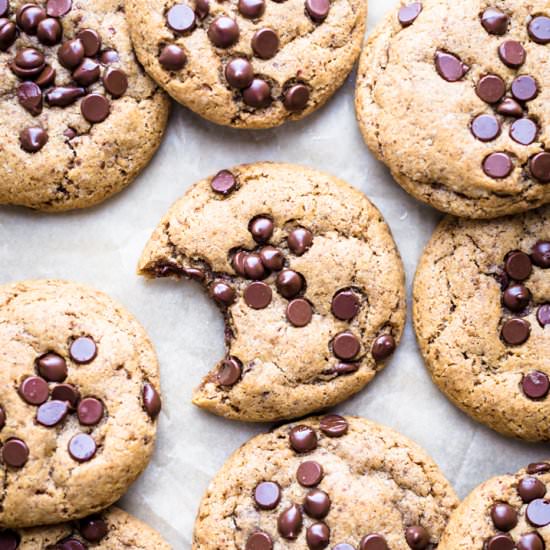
<box><xmin>138</xmin><ymin>162</ymin><xmax>406</xmax><ymax>422</ymax></box>
<box><xmin>0</xmin><ymin>0</ymin><xmax>169</xmax><ymax>211</ymax></box>
<box><xmin>355</xmin><ymin>0</ymin><xmax>550</xmax><ymax>219</ymax></box>
<box><xmin>124</xmin><ymin>0</ymin><xmax>366</xmax><ymax>128</ymax></box>
<box><xmin>414</xmin><ymin>207</ymin><xmax>550</xmax><ymax>441</ymax></box>
<box><xmin>439</xmin><ymin>461</ymin><xmax>550</xmax><ymax>550</ymax></box>
<box><xmin>193</xmin><ymin>415</ymin><xmax>459</xmax><ymax>549</ymax></box>
<box><xmin>0</xmin><ymin>280</ymin><xmax>162</xmax><ymax>528</ymax></box>
<box><xmin>0</xmin><ymin>507</ymin><xmax>171</xmax><ymax>549</ymax></box>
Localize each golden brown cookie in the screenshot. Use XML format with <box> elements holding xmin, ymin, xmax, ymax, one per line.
<box><xmin>124</xmin><ymin>0</ymin><xmax>366</xmax><ymax>128</ymax></box>
<box><xmin>414</xmin><ymin>207</ymin><xmax>550</xmax><ymax>441</ymax></box>
<box><xmin>0</xmin><ymin>280</ymin><xmax>162</xmax><ymax>528</ymax></box>
<box><xmin>0</xmin><ymin>0</ymin><xmax>170</xmax><ymax>211</ymax></box>
<box><xmin>193</xmin><ymin>415</ymin><xmax>459</xmax><ymax>550</ymax></box>
<box><xmin>356</xmin><ymin>0</ymin><xmax>550</xmax><ymax>219</ymax></box>
<box><xmin>138</xmin><ymin>162</ymin><xmax>406</xmax><ymax>422</ymax></box>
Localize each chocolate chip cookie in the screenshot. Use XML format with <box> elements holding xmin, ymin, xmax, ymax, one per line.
<box><xmin>193</xmin><ymin>415</ymin><xmax>458</xmax><ymax>549</ymax></box>
<box><xmin>0</xmin><ymin>507</ymin><xmax>171</xmax><ymax>549</ymax></box>
<box><xmin>414</xmin><ymin>207</ymin><xmax>550</xmax><ymax>441</ymax></box>
<box><xmin>0</xmin><ymin>0</ymin><xmax>169</xmax><ymax>211</ymax></box>
<box><xmin>439</xmin><ymin>461</ymin><xmax>550</xmax><ymax>550</ymax></box>
<box><xmin>355</xmin><ymin>0</ymin><xmax>550</xmax><ymax>219</ymax></box>
<box><xmin>138</xmin><ymin>162</ymin><xmax>406</xmax><ymax>422</ymax></box>
<box><xmin>124</xmin><ymin>0</ymin><xmax>366</xmax><ymax>129</ymax></box>
<box><xmin>0</xmin><ymin>280</ymin><xmax>162</xmax><ymax>528</ymax></box>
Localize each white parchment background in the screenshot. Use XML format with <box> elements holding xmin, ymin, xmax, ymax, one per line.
<box><xmin>1</xmin><ymin>0</ymin><xmax>548</xmax><ymax>546</ymax></box>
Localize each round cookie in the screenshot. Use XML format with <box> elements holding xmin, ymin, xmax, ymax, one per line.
<box><xmin>138</xmin><ymin>162</ymin><xmax>406</xmax><ymax>422</ymax></box>
<box><xmin>0</xmin><ymin>0</ymin><xmax>170</xmax><ymax>212</ymax></box>
<box><xmin>355</xmin><ymin>0</ymin><xmax>550</xmax><ymax>219</ymax></box>
<box><xmin>0</xmin><ymin>507</ymin><xmax>171</xmax><ymax>548</ymax></box>
<box><xmin>439</xmin><ymin>461</ymin><xmax>550</xmax><ymax>550</ymax></box>
<box><xmin>193</xmin><ymin>415</ymin><xmax>459</xmax><ymax>549</ymax></box>
<box><xmin>124</xmin><ymin>0</ymin><xmax>366</xmax><ymax>129</ymax></box>
<box><xmin>0</xmin><ymin>280</ymin><xmax>162</xmax><ymax>528</ymax></box>
<box><xmin>413</xmin><ymin>206</ymin><xmax>550</xmax><ymax>441</ymax></box>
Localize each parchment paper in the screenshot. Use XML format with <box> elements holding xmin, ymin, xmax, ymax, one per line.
<box><xmin>0</xmin><ymin>1</ymin><xmax>548</xmax><ymax>546</ymax></box>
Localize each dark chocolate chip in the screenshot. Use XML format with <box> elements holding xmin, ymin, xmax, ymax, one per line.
<box><xmin>476</xmin><ymin>74</ymin><xmax>506</xmax><ymax>104</ymax></box>
<box><xmin>502</xmin><ymin>284</ymin><xmax>530</xmax><ymax>312</ymax></box>
<box><xmin>527</xmin><ymin>463</ymin><xmax>550</xmax><ymax>474</ymax></box>
<box><xmin>238</xmin><ymin>0</ymin><xmax>265</xmax><ymax>18</ymax></box>
<box><xmin>81</xmin><ymin>93</ymin><xmax>110</xmax><ymax>123</ymax></box>
<box><xmin>73</xmin><ymin>58</ymin><xmax>101</xmax><ymax>86</ymax></box>
<box><xmin>217</xmin><ymin>357</ymin><xmax>242</xmax><ymax>386</ymax></box>
<box><xmin>243</xmin><ymin>79</ymin><xmax>271</xmax><ymax>108</ymax></box>
<box><xmin>405</xmin><ymin>526</ymin><xmax>430</xmax><ymax>549</ymax></box>
<box><xmin>2</xmin><ymin>438</ymin><xmax>29</xmax><ymax>468</ymax></box>
<box><xmin>306</xmin><ymin>523</ymin><xmax>330</xmax><ymax>550</ymax></box>
<box><xmin>398</xmin><ymin>3</ymin><xmax>422</xmax><ymax>27</ymax></box>
<box><xmin>225</xmin><ymin>58</ymin><xmax>253</xmax><ymax>89</ymax></box>
<box><xmin>511</xmin><ymin>75</ymin><xmax>539</xmax><ymax>102</ymax></box>
<box><xmin>331</xmin><ymin>289</ymin><xmax>360</xmax><ymax>321</ymax></box>
<box><xmin>331</xmin><ymin>362</ymin><xmax>359</xmax><ymax>375</ymax></box>
<box><xmin>305</xmin><ymin>0</ymin><xmax>329</xmax><ymax>22</ymax></box>
<box><xmin>208</xmin><ymin>16</ymin><xmax>239</xmax><ymax>47</ymax></box>
<box><xmin>289</xmin><ymin>424</ymin><xmax>317</xmax><ymax>453</ymax></box>
<box><xmin>99</xmin><ymin>48</ymin><xmax>119</xmax><ymax>64</ymax></box>
<box><xmin>481</xmin><ymin>8</ymin><xmax>509</xmax><ymax>35</ymax></box>
<box><xmin>244</xmin><ymin>282</ymin><xmax>272</xmax><ymax>308</ymax></box>
<box><xmin>283</xmin><ymin>84</ymin><xmax>310</xmax><ymax>112</ymax></box>
<box><xmin>245</xmin><ymin>532</ymin><xmax>272</xmax><ymax>550</ymax></box>
<box><xmin>517</xmin><ymin>533</ymin><xmax>545</xmax><ymax>550</ymax></box>
<box><xmin>320</xmin><ymin>414</ymin><xmax>348</xmax><ymax>437</ymax></box>
<box><xmin>68</xmin><ymin>433</ymin><xmax>97</xmax><ymax>462</ymax></box>
<box><xmin>486</xmin><ymin>534</ymin><xmax>515</xmax><ymax>550</ymax></box>
<box><xmin>526</xmin><ymin>498</ymin><xmax>550</xmax><ymax>527</ymax></box>
<box><xmin>334</xmin><ymin>545</ymin><xmax>355</xmax><ymax>550</ymax></box>
<box><xmin>252</xmin><ymin>28</ymin><xmax>279</xmax><ymax>59</ymax></box>
<box><xmin>0</xmin><ymin>529</ymin><xmax>19</xmax><ymax>550</ymax></box>
<box><xmin>491</xmin><ymin>503</ymin><xmax>518</xmax><ymax>531</ymax></box>
<box><xmin>103</xmin><ymin>67</ymin><xmax>128</xmax><ymax>97</ymax></box>
<box><xmin>17</xmin><ymin>81</ymin><xmax>42</xmax><ymax>116</ymax></box>
<box><xmin>532</xmin><ymin>241</ymin><xmax>550</xmax><ymax>268</ymax></box>
<box><xmin>483</xmin><ymin>152</ymin><xmax>513</xmax><ymax>179</ymax></box>
<box><xmin>36</xmin><ymin>400</ymin><xmax>69</xmax><ymax>427</ymax></box>
<box><xmin>434</xmin><ymin>51</ymin><xmax>468</xmax><ymax>82</ymax></box>
<box><xmin>528</xmin><ymin>16</ymin><xmax>550</xmax><ymax>44</ymax></box>
<box><xmin>519</xmin><ymin>476</ymin><xmax>547</xmax><ymax>503</ymax></box>
<box><xmin>249</xmin><ymin>216</ymin><xmax>273</xmax><ymax>243</ymax></box>
<box><xmin>46</xmin><ymin>0</ymin><xmax>71</xmax><ymax>17</ymax></box>
<box><xmin>303</xmin><ymin>489</ymin><xmax>331</xmax><ymax>519</ymax></box>
<box><xmin>17</xmin><ymin>4</ymin><xmax>46</xmax><ymax>34</ymax></box>
<box><xmin>46</xmin><ymin>86</ymin><xmax>85</xmax><ymax>107</ymax></box>
<box><xmin>143</xmin><ymin>383</ymin><xmax>162</xmax><ymax>418</ymax></box>
<box><xmin>37</xmin><ymin>353</ymin><xmax>67</xmax><ymax>382</ymax></box>
<box><xmin>471</xmin><ymin>114</ymin><xmax>500</xmax><ymax>142</ymax></box>
<box><xmin>70</xmin><ymin>336</ymin><xmax>97</xmax><ymax>363</ymax></box>
<box><xmin>58</xmin><ymin>538</ymin><xmax>86</xmax><ymax>550</ymax></box>
<box><xmin>19</xmin><ymin>376</ymin><xmax>48</xmax><ymax>405</ymax></box>
<box><xmin>372</xmin><ymin>334</ymin><xmax>396</xmax><ymax>361</ymax></box>
<box><xmin>77</xmin><ymin>397</ymin><xmax>104</xmax><ymax>426</ymax></box>
<box><xmin>278</xmin><ymin>504</ymin><xmax>303</xmax><ymax>539</ymax></box>
<box><xmin>0</xmin><ymin>19</ymin><xmax>16</xmax><ymax>51</ymax></box>
<box><xmin>211</xmin><ymin>169</ymin><xmax>236</xmax><ymax>194</ymax></box>
<box><xmin>77</xmin><ymin>29</ymin><xmax>101</xmax><ymax>56</ymax></box>
<box><xmin>166</xmin><ymin>3</ymin><xmax>196</xmax><ymax>33</ymax></box>
<box><xmin>522</xmin><ymin>371</ymin><xmax>550</xmax><ymax>400</ymax></box>
<box><xmin>254</xmin><ymin>481</ymin><xmax>281</xmax><ymax>510</ymax></box>
<box><xmin>286</xmin><ymin>299</ymin><xmax>313</xmax><ymax>327</ymax></box>
<box><xmin>510</xmin><ymin>118</ymin><xmax>538</xmax><ymax>145</ymax></box>
<box><xmin>159</xmin><ymin>44</ymin><xmax>187</xmax><ymax>70</ymax></box>
<box><xmin>13</xmin><ymin>47</ymin><xmax>45</xmax><ymax>76</ymax></box>
<box><xmin>211</xmin><ymin>281</ymin><xmax>236</xmax><ymax>306</ymax></box>
<box><xmin>244</xmin><ymin>253</ymin><xmax>266</xmax><ymax>280</ymax></box>
<box><xmin>288</xmin><ymin>228</ymin><xmax>313</xmax><ymax>255</ymax></box>
<box><xmin>530</xmin><ymin>152</ymin><xmax>550</xmax><ymax>183</ymax></box>
<box><xmin>35</xmin><ymin>65</ymin><xmax>56</xmax><ymax>88</ymax></box>
<box><xmin>297</xmin><ymin>460</ymin><xmax>323</xmax><ymax>487</ymax></box>
<box><xmin>498</xmin><ymin>41</ymin><xmax>526</xmax><ymax>69</ymax></box>
<box><xmin>195</xmin><ymin>0</ymin><xmax>209</xmax><ymax>18</ymax></box>
<box><xmin>20</xmin><ymin>127</ymin><xmax>48</xmax><ymax>152</ymax></box>
<box><xmin>332</xmin><ymin>331</ymin><xmax>360</xmax><ymax>360</ymax></box>
<box><xmin>276</xmin><ymin>270</ymin><xmax>303</xmax><ymax>298</ymax></box>
<box><xmin>537</xmin><ymin>304</ymin><xmax>550</xmax><ymax>327</ymax></box>
<box><xmin>505</xmin><ymin>250</ymin><xmax>532</xmax><ymax>280</ymax></box>
<box><xmin>501</xmin><ymin>318</ymin><xmax>531</xmax><ymax>345</ymax></box>
<box><xmin>496</xmin><ymin>97</ymin><xmax>524</xmax><ymax>118</ymax></box>
<box><xmin>58</xmin><ymin>38</ymin><xmax>85</xmax><ymax>69</ymax></box>
<box><xmin>360</xmin><ymin>534</ymin><xmax>389</xmax><ymax>550</ymax></box>
<box><xmin>0</xmin><ymin>0</ymin><xmax>7</xmax><ymax>17</ymax></box>
<box><xmin>51</xmin><ymin>384</ymin><xmax>80</xmax><ymax>407</ymax></box>
<box><xmin>80</xmin><ymin>516</ymin><xmax>108</xmax><ymax>542</ymax></box>
<box><xmin>37</xmin><ymin>17</ymin><xmax>62</xmax><ymax>45</ymax></box>
<box><xmin>260</xmin><ymin>246</ymin><xmax>284</xmax><ymax>271</ymax></box>
<box><xmin>0</xmin><ymin>406</ymin><xmax>5</xmax><ymax>430</ymax></box>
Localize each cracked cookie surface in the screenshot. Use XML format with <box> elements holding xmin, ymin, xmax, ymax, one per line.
<box><xmin>193</xmin><ymin>415</ymin><xmax>458</xmax><ymax>549</ymax></box>
<box><xmin>0</xmin><ymin>506</ymin><xmax>171</xmax><ymax>549</ymax></box>
<box><xmin>0</xmin><ymin>280</ymin><xmax>162</xmax><ymax>528</ymax></box>
<box><xmin>355</xmin><ymin>0</ymin><xmax>550</xmax><ymax>219</ymax></box>
<box><xmin>413</xmin><ymin>207</ymin><xmax>550</xmax><ymax>441</ymax></box>
<box><xmin>0</xmin><ymin>0</ymin><xmax>170</xmax><ymax>212</ymax></box>
<box><xmin>124</xmin><ymin>0</ymin><xmax>366</xmax><ymax>128</ymax></box>
<box><xmin>138</xmin><ymin>162</ymin><xmax>406</xmax><ymax>422</ymax></box>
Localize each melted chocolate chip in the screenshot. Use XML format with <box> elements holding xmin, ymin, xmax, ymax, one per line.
<box><xmin>17</xmin><ymin>5</ymin><xmax>46</xmax><ymax>34</ymax></box>
<box><xmin>0</xmin><ymin>530</ymin><xmax>19</xmax><ymax>550</ymax></box>
<box><xmin>17</xmin><ymin>81</ymin><xmax>42</xmax><ymax>116</ymax></box>
<box><xmin>73</xmin><ymin>58</ymin><xmax>101</xmax><ymax>86</ymax></box>
<box><xmin>496</xmin><ymin>97</ymin><xmax>523</xmax><ymax>118</ymax></box>
<box><xmin>244</xmin><ymin>254</ymin><xmax>266</xmax><ymax>279</ymax></box>
<box><xmin>46</xmin><ymin>86</ymin><xmax>85</xmax><ymax>107</ymax></box>
<box><xmin>486</xmin><ymin>534</ymin><xmax>514</xmax><ymax>550</ymax></box>
<box><xmin>527</xmin><ymin>463</ymin><xmax>550</xmax><ymax>475</ymax></box>
<box><xmin>35</xmin><ymin>65</ymin><xmax>56</xmax><ymax>88</ymax></box>
<box><xmin>517</xmin><ymin>533</ymin><xmax>545</xmax><ymax>550</ymax></box>
<box><xmin>143</xmin><ymin>383</ymin><xmax>162</xmax><ymax>418</ymax></box>
<box><xmin>537</xmin><ymin>304</ymin><xmax>550</xmax><ymax>327</ymax></box>
<box><xmin>20</xmin><ymin>126</ymin><xmax>48</xmax><ymax>152</ymax></box>
<box><xmin>249</xmin><ymin>216</ymin><xmax>274</xmax><ymax>242</ymax></box>
<box><xmin>0</xmin><ymin>19</ymin><xmax>17</xmax><ymax>51</ymax></box>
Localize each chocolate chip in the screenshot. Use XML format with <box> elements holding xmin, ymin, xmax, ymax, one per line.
<box><xmin>12</xmin><ymin>48</ymin><xmax>45</xmax><ymax>78</ymax></box>
<box><xmin>166</xmin><ymin>3</ymin><xmax>196</xmax><ymax>33</ymax></box>
<box><xmin>232</xmin><ymin>251</ymin><xmax>248</xmax><ymax>276</ymax></box>
<box><xmin>37</xmin><ymin>400</ymin><xmax>69</xmax><ymax>427</ymax></box>
<box><xmin>244</xmin><ymin>281</ymin><xmax>272</xmax><ymax>309</ymax></box>
<box><xmin>73</xmin><ymin>58</ymin><xmax>101</xmax><ymax>86</ymax></box>
<box><xmin>244</xmin><ymin>253</ymin><xmax>266</xmax><ymax>280</ymax></box>
<box><xmin>159</xmin><ymin>44</ymin><xmax>187</xmax><ymax>70</ymax></box>
<box><xmin>20</xmin><ymin>127</ymin><xmax>48</xmax><ymax>152</ymax></box>
<box><xmin>103</xmin><ymin>67</ymin><xmax>128</xmax><ymax>97</ymax></box>
<box><xmin>297</xmin><ymin>461</ymin><xmax>323</xmax><ymax>487</ymax></box>
<box><xmin>332</xmin><ymin>331</ymin><xmax>360</xmax><ymax>360</ymax></box>
<box><xmin>217</xmin><ymin>357</ymin><xmax>242</xmax><ymax>386</ymax></box>
<box><xmin>434</xmin><ymin>51</ymin><xmax>468</xmax><ymax>82</ymax></box>
<box><xmin>238</xmin><ymin>0</ymin><xmax>265</xmax><ymax>18</ymax></box>
<box><xmin>77</xmin><ymin>29</ymin><xmax>101</xmax><ymax>56</ymax></box>
<box><xmin>303</xmin><ymin>489</ymin><xmax>331</xmax><ymax>519</ymax></box>
<box><xmin>498</xmin><ymin>41</ymin><xmax>526</xmax><ymax>69</ymax></box>
<box><xmin>99</xmin><ymin>49</ymin><xmax>119</xmax><ymax>64</ymax></box>
<box><xmin>0</xmin><ymin>406</ymin><xmax>5</xmax><ymax>430</ymax></box>
<box><xmin>306</xmin><ymin>523</ymin><xmax>330</xmax><ymax>550</ymax></box>
<box><xmin>211</xmin><ymin>281</ymin><xmax>235</xmax><ymax>306</ymax></box>
<box><xmin>398</xmin><ymin>3</ymin><xmax>422</xmax><ymax>27</ymax></box>
<box><xmin>260</xmin><ymin>246</ymin><xmax>284</xmax><ymax>271</ymax></box>
<box><xmin>288</xmin><ymin>228</ymin><xmax>313</xmax><ymax>255</ymax></box>
<box><xmin>37</xmin><ymin>353</ymin><xmax>67</xmax><ymax>382</ymax></box>
<box><xmin>246</xmin><ymin>532</ymin><xmax>272</xmax><ymax>550</ymax></box>
<box><xmin>526</xmin><ymin>498</ymin><xmax>550</xmax><ymax>527</ymax></box>
<box><xmin>532</xmin><ymin>241</ymin><xmax>550</xmax><ymax>268</ymax></box>
<box><xmin>17</xmin><ymin>5</ymin><xmax>46</xmax><ymax>34</ymax></box>
<box><xmin>0</xmin><ymin>0</ymin><xmax>7</xmax><ymax>17</ymax></box>
<box><xmin>537</xmin><ymin>304</ymin><xmax>550</xmax><ymax>327</ymax></box>
<box><xmin>225</xmin><ymin>58</ymin><xmax>253</xmax><ymax>89</ymax></box>
<box><xmin>208</xmin><ymin>16</ymin><xmax>239</xmax><ymax>47</ymax></box>
<box><xmin>502</xmin><ymin>284</ymin><xmax>530</xmax><ymax>311</ymax></box>
<box><xmin>360</xmin><ymin>534</ymin><xmax>389</xmax><ymax>550</ymax></box>
<box><xmin>81</xmin><ymin>93</ymin><xmax>110</xmax><ymax>123</ymax></box>
<box><xmin>249</xmin><ymin>216</ymin><xmax>273</xmax><ymax>243</ymax></box>
<box><xmin>46</xmin><ymin>0</ymin><xmax>71</xmax><ymax>17</ymax></box>
<box><xmin>486</xmin><ymin>534</ymin><xmax>515</xmax><ymax>550</ymax></box>
<box><xmin>501</xmin><ymin>318</ymin><xmax>531</xmax><ymax>345</ymax></box>
<box><xmin>17</xmin><ymin>82</ymin><xmax>42</xmax><ymax>116</ymax></box>
<box><xmin>58</xmin><ymin>538</ymin><xmax>86</xmax><ymax>550</ymax></box>
<box><xmin>491</xmin><ymin>503</ymin><xmax>518</xmax><ymax>531</ymax></box>
<box><xmin>283</xmin><ymin>84</ymin><xmax>310</xmax><ymax>112</ymax></box>
<box><xmin>522</xmin><ymin>371</ymin><xmax>550</xmax><ymax>400</ymax></box>
<box><xmin>405</xmin><ymin>526</ymin><xmax>430</xmax><ymax>549</ymax></box>
<box><xmin>37</xmin><ymin>17</ymin><xmax>62</xmax><ymax>45</ymax></box>
<box><xmin>505</xmin><ymin>250</ymin><xmax>532</xmax><ymax>280</ymax></box>
<box><xmin>518</xmin><ymin>533</ymin><xmax>545</xmax><ymax>550</ymax></box>
<box><xmin>52</xmin><ymin>384</ymin><xmax>80</xmax><ymax>407</ymax></box>
<box><xmin>476</xmin><ymin>75</ymin><xmax>506</xmax><ymax>104</ymax></box>
<box><xmin>471</xmin><ymin>114</ymin><xmax>500</xmax><ymax>142</ymax></box>
<box><xmin>0</xmin><ymin>530</ymin><xmax>19</xmax><ymax>550</ymax></box>
<box><xmin>510</xmin><ymin>118</ymin><xmax>538</xmax><ymax>145</ymax></box>
<box><xmin>278</xmin><ymin>504</ymin><xmax>303</xmax><ymax>539</ymax></box>
<box><xmin>46</xmin><ymin>86</ymin><xmax>85</xmax><ymax>107</ymax></box>
<box><xmin>143</xmin><ymin>383</ymin><xmax>162</xmax><ymax>418</ymax></box>
<box><xmin>334</xmin><ymin>545</ymin><xmax>355</xmax><ymax>550</ymax></box>
<box><xmin>243</xmin><ymin>79</ymin><xmax>271</xmax><ymax>108</ymax></box>
<box><xmin>511</xmin><ymin>75</ymin><xmax>539</xmax><ymax>102</ymax></box>
<box><xmin>483</xmin><ymin>152</ymin><xmax>513</xmax><ymax>179</ymax></box>
<box><xmin>77</xmin><ymin>397</ymin><xmax>104</xmax><ymax>426</ymax></box>
<box><xmin>69</xmin><ymin>336</ymin><xmax>97</xmax><ymax>364</ymax></box>
<box><xmin>527</xmin><ymin>463</ymin><xmax>550</xmax><ymax>474</ymax></box>
<box><xmin>35</xmin><ymin>65</ymin><xmax>56</xmax><ymax>88</ymax></box>
<box><xmin>286</xmin><ymin>299</ymin><xmax>313</xmax><ymax>327</ymax></box>
<box><xmin>530</xmin><ymin>152</ymin><xmax>550</xmax><ymax>183</ymax></box>
<box><xmin>252</xmin><ymin>28</ymin><xmax>279</xmax><ymax>59</ymax></box>
<box><xmin>496</xmin><ymin>97</ymin><xmax>524</xmax><ymax>118</ymax></box>
<box><xmin>331</xmin><ymin>362</ymin><xmax>359</xmax><ymax>375</ymax></box>
<box><xmin>211</xmin><ymin>169</ymin><xmax>236</xmax><ymax>194</ymax></box>
<box><xmin>58</xmin><ymin>38</ymin><xmax>85</xmax><ymax>69</ymax></box>
<box><xmin>519</xmin><ymin>477</ymin><xmax>547</xmax><ymax>503</ymax></box>
<box><xmin>481</xmin><ymin>8</ymin><xmax>509</xmax><ymax>35</ymax></box>
<box><xmin>289</xmin><ymin>424</ymin><xmax>317</xmax><ymax>453</ymax></box>
<box><xmin>80</xmin><ymin>516</ymin><xmax>108</xmax><ymax>542</ymax></box>
<box><xmin>0</xmin><ymin>20</ymin><xmax>16</xmax><ymax>51</ymax></box>
<box><xmin>2</xmin><ymin>438</ymin><xmax>29</xmax><ymax>468</ymax></box>
<box><xmin>372</xmin><ymin>334</ymin><xmax>396</xmax><ymax>361</ymax></box>
<box><xmin>68</xmin><ymin>433</ymin><xmax>97</xmax><ymax>462</ymax></box>
<box><xmin>305</xmin><ymin>0</ymin><xmax>329</xmax><ymax>22</ymax></box>
<box><xmin>195</xmin><ymin>0</ymin><xmax>209</xmax><ymax>18</ymax></box>
<box><xmin>254</xmin><ymin>481</ymin><xmax>281</xmax><ymax>510</ymax></box>
<box><xmin>276</xmin><ymin>270</ymin><xmax>303</xmax><ymax>298</ymax></box>
<box><xmin>528</xmin><ymin>16</ymin><xmax>550</xmax><ymax>44</ymax></box>
<box><xmin>320</xmin><ymin>414</ymin><xmax>348</xmax><ymax>437</ymax></box>
<box><xmin>19</xmin><ymin>376</ymin><xmax>49</xmax><ymax>405</ymax></box>
<box><xmin>331</xmin><ymin>290</ymin><xmax>360</xmax><ymax>321</ymax></box>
